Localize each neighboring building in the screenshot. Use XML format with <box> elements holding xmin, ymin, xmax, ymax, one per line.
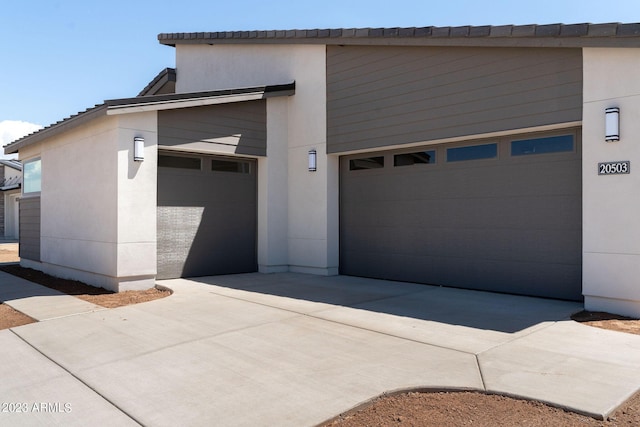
<box><xmin>4</xmin><ymin>23</ymin><xmax>640</xmax><ymax>317</ymax></box>
<box><xmin>0</xmin><ymin>159</ymin><xmax>21</xmax><ymax>240</ymax></box>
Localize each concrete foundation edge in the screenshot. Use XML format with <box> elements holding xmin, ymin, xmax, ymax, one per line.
<box><xmin>19</xmin><ymin>258</ymin><xmax>156</xmax><ymax>292</ymax></box>
<box><xmin>584</xmin><ymin>295</ymin><xmax>640</xmax><ymax>318</ymax></box>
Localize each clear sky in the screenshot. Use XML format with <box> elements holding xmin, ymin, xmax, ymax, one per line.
<box><xmin>2</xmin><ymin>0</ymin><xmax>640</xmax><ymax>155</ymax></box>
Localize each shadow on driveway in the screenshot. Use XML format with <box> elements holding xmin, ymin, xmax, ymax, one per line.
<box><xmin>185</xmin><ymin>273</ymin><xmax>583</xmax><ymax>334</ymax></box>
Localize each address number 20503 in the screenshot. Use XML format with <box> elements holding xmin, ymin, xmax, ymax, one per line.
<box><xmin>598</xmin><ymin>161</ymin><xmax>630</xmax><ymax>175</ymax></box>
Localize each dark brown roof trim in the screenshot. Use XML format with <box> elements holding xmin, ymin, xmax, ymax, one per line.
<box><xmin>4</xmin><ymin>83</ymin><xmax>296</xmax><ymax>154</ymax></box>
<box><xmin>109</xmin><ymin>82</ymin><xmax>295</xmax><ymax>109</ymax></box>
<box><xmin>158</xmin><ymin>23</ymin><xmax>640</xmax><ymax>48</ymax></box>
<box><xmin>138</xmin><ymin>67</ymin><xmax>177</xmax><ymax>96</ymax></box>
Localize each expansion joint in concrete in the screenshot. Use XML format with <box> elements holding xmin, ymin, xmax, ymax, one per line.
<box><xmin>10</xmin><ymin>329</ymin><xmax>144</xmax><ymax>427</ymax></box>
<box><xmin>475</xmin><ymin>354</ymin><xmax>488</xmax><ymax>391</ymax></box>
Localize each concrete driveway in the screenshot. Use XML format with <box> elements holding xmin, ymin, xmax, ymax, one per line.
<box><xmin>1</xmin><ymin>272</ymin><xmax>640</xmax><ymax>426</ymax></box>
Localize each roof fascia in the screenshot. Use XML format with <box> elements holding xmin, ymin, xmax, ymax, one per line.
<box><xmin>0</xmin><ymin>160</ymin><xmax>21</xmax><ymax>171</ymax></box>
<box><xmin>138</xmin><ymin>68</ymin><xmax>177</xmax><ymax>96</ymax></box>
<box><xmin>158</xmin><ymin>24</ymin><xmax>640</xmax><ymax>48</ymax></box>
<box><xmin>0</xmin><ymin>184</ymin><xmax>20</xmax><ymax>191</ymax></box>
<box><xmin>3</xmin><ymin>83</ymin><xmax>295</xmax><ymax>154</ymax></box>
<box><xmin>106</xmin><ymin>83</ymin><xmax>295</xmax><ymax>115</ymax></box>
<box><xmin>160</xmin><ymin>36</ymin><xmax>640</xmax><ymax>48</ymax></box>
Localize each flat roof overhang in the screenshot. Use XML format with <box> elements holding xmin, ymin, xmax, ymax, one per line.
<box><xmin>157</xmin><ymin>23</ymin><xmax>640</xmax><ymax>49</ymax></box>
<box><xmin>4</xmin><ymin>83</ymin><xmax>295</xmax><ymax>154</ymax></box>
<box><xmin>106</xmin><ymin>83</ymin><xmax>295</xmax><ymax>115</ymax></box>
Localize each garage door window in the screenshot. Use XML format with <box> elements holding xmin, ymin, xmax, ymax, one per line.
<box><xmin>349</xmin><ymin>156</ymin><xmax>384</xmax><ymax>170</ymax></box>
<box><xmin>158</xmin><ymin>155</ymin><xmax>201</xmax><ymax>170</ymax></box>
<box><xmin>511</xmin><ymin>135</ymin><xmax>574</xmax><ymax>156</ymax></box>
<box><xmin>211</xmin><ymin>159</ymin><xmax>251</xmax><ymax>173</ymax></box>
<box><xmin>394</xmin><ymin>150</ymin><xmax>436</xmax><ymax>167</ymax></box>
<box><xmin>447</xmin><ymin>143</ymin><xmax>497</xmax><ymax>162</ymax></box>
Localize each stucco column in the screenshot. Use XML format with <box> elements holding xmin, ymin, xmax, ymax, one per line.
<box><xmin>115</xmin><ymin>112</ymin><xmax>158</xmax><ymax>290</ymax></box>
<box><xmin>583</xmin><ymin>48</ymin><xmax>640</xmax><ymax>317</ymax></box>
<box><xmin>258</xmin><ymin>97</ymin><xmax>289</xmax><ymax>272</ymax></box>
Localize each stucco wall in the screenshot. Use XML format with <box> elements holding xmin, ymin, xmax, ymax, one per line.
<box><xmin>3</xmin><ymin>189</ymin><xmax>20</xmax><ymax>239</ymax></box>
<box><xmin>4</xmin><ymin>164</ymin><xmax>21</xmax><ymax>181</ymax></box>
<box><xmin>583</xmin><ymin>48</ymin><xmax>640</xmax><ymax>317</ymax></box>
<box><xmin>176</xmin><ymin>44</ymin><xmax>337</xmax><ymax>274</ymax></box>
<box><xmin>0</xmin><ymin>165</ymin><xmax>4</xmax><ymax>236</ymax></box>
<box><xmin>115</xmin><ymin>112</ymin><xmax>158</xmax><ymax>289</ymax></box>
<box><xmin>18</xmin><ymin>112</ymin><xmax>157</xmax><ymax>291</ymax></box>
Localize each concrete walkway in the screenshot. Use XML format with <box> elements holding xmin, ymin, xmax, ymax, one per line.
<box><xmin>0</xmin><ymin>270</ymin><xmax>105</xmax><ymax>321</ymax></box>
<box><xmin>1</xmin><ymin>272</ymin><xmax>640</xmax><ymax>426</ymax></box>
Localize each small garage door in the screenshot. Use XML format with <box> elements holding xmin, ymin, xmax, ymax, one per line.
<box><xmin>340</xmin><ymin>131</ymin><xmax>582</xmax><ymax>300</ymax></box>
<box><xmin>157</xmin><ymin>152</ymin><xmax>257</xmax><ymax>279</ymax></box>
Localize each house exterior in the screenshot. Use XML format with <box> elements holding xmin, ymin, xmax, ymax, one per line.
<box><xmin>5</xmin><ymin>23</ymin><xmax>640</xmax><ymax>317</ymax></box>
<box><xmin>0</xmin><ymin>159</ymin><xmax>21</xmax><ymax>240</ymax></box>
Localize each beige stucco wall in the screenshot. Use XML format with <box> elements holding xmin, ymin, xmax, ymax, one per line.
<box><xmin>115</xmin><ymin>112</ymin><xmax>158</xmax><ymax>289</ymax></box>
<box><xmin>258</xmin><ymin>97</ymin><xmax>289</xmax><ymax>272</ymax></box>
<box><xmin>4</xmin><ymin>164</ymin><xmax>21</xmax><ymax>181</ymax></box>
<box><xmin>583</xmin><ymin>48</ymin><xmax>640</xmax><ymax>317</ymax></box>
<box><xmin>3</xmin><ymin>189</ymin><xmax>20</xmax><ymax>239</ymax></box>
<box><xmin>18</xmin><ymin>112</ymin><xmax>157</xmax><ymax>291</ymax></box>
<box><xmin>176</xmin><ymin>44</ymin><xmax>338</xmax><ymax>274</ymax></box>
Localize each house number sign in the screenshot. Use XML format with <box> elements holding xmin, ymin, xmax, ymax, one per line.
<box><xmin>598</xmin><ymin>161</ymin><xmax>630</xmax><ymax>175</ymax></box>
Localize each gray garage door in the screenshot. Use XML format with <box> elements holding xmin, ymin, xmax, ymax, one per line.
<box><xmin>340</xmin><ymin>130</ymin><xmax>582</xmax><ymax>300</ymax></box>
<box><xmin>157</xmin><ymin>152</ymin><xmax>257</xmax><ymax>279</ymax></box>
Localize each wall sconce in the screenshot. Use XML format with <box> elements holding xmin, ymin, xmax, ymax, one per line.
<box><xmin>134</xmin><ymin>137</ymin><xmax>145</xmax><ymax>161</ymax></box>
<box><xmin>308</xmin><ymin>149</ymin><xmax>317</xmax><ymax>172</ymax></box>
<box><xmin>605</xmin><ymin>107</ymin><xmax>620</xmax><ymax>142</ymax></box>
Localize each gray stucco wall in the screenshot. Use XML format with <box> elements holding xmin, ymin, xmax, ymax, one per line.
<box><xmin>327</xmin><ymin>45</ymin><xmax>583</xmax><ymax>153</ymax></box>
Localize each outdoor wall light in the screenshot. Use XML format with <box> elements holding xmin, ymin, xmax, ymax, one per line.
<box><xmin>134</xmin><ymin>137</ymin><xmax>145</xmax><ymax>161</ymax></box>
<box><xmin>605</xmin><ymin>107</ymin><xmax>620</xmax><ymax>142</ymax></box>
<box><xmin>308</xmin><ymin>149</ymin><xmax>317</xmax><ymax>172</ymax></box>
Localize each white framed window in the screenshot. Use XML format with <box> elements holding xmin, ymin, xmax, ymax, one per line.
<box><xmin>23</xmin><ymin>158</ymin><xmax>42</xmax><ymax>194</ymax></box>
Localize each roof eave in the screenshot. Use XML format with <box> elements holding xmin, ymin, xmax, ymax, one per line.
<box><xmin>4</xmin><ymin>83</ymin><xmax>295</xmax><ymax>154</ymax></box>
<box><xmin>108</xmin><ymin>82</ymin><xmax>295</xmax><ymax>115</ymax></box>
<box><xmin>0</xmin><ymin>160</ymin><xmax>21</xmax><ymax>171</ymax></box>
<box><xmin>158</xmin><ymin>23</ymin><xmax>640</xmax><ymax>48</ymax></box>
<box><xmin>0</xmin><ymin>184</ymin><xmax>21</xmax><ymax>192</ymax></box>
<box><xmin>137</xmin><ymin>68</ymin><xmax>177</xmax><ymax>96</ymax></box>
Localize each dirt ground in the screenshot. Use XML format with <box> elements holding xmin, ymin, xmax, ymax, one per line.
<box><xmin>2</xmin><ymin>244</ymin><xmax>640</xmax><ymax>426</ymax></box>
<box><xmin>0</xmin><ymin>245</ymin><xmax>19</xmax><ymax>263</ymax></box>
<box><xmin>322</xmin><ymin>390</ymin><xmax>640</xmax><ymax>427</ymax></box>
<box><xmin>0</xmin><ymin>303</ymin><xmax>37</xmax><ymax>329</ymax></box>
<box><xmin>0</xmin><ymin>245</ymin><xmax>169</xmax><ymax>328</ymax></box>
<box><xmin>0</xmin><ymin>264</ymin><xmax>170</xmax><ymax>309</ymax></box>
<box><xmin>323</xmin><ymin>312</ymin><xmax>640</xmax><ymax>427</ymax></box>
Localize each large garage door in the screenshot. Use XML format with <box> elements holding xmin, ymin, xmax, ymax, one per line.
<box><xmin>157</xmin><ymin>152</ymin><xmax>257</xmax><ymax>279</ymax></box>
<box><xmin>340</xmin><ymin>130</ymin><xmax>582</xmax><ymax>300</ymax></box>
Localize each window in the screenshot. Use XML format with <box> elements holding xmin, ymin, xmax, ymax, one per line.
<box><xmin>211</xmin><ymin>159</ymin><xmax>251</xmax><ymax>173</ymax></box>
<box><xmin>349</xmin><ymin>156</ymin><xmax>384</xmax><ymax>171</ymax></box>
<box><xmin>511</xmin><ymin>135</ymin><xmax>574</xmax><ymax>156</ymax></box>
<box><xmin>158</xmin><ymin>155</ymin><xmax>201</xmax><ymax>170</ymax></box>
<box><xmin>447</xmin><ymin>143</ymin><xmax>497</xmax><ymax>162</ymax></box>
<box><xmin>394</xmin><ymin>150</ymin><xmax>436</xmax><ymax>167</ymax></box>
<box><xmin>23</xmin><ymin>158</ymin><xmax>41</xmax><ymax>193</ymax></box>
